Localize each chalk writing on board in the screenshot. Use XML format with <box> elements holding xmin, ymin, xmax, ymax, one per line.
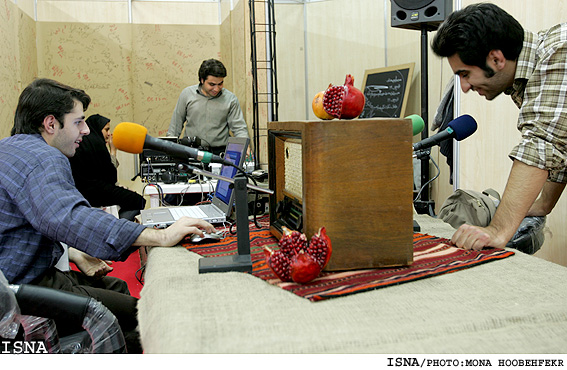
<box><xmin>359</xmin><ymin>63</ymin><xmax>414</xmax><ymax>119</ymax></box>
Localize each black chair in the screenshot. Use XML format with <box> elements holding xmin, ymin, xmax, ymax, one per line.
<box><xmin>0</xmin><ymin>270</ymin><xmax>126</xmax><ymax>354</ymax></box>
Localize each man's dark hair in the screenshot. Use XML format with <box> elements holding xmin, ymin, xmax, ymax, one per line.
<box><xmin>198</xmin><ymin>59</ymin><xmax>227</xmax><ymax>83</ymax></box>
<box><xmin>12</xmin><ymin>78</ymin><xmax>91</xmax><ymax>135</ymax></box>
<box><xmin>431</xmin><ymin>3</ymin><xmax>524</xmax><ymax>76</ymax></box>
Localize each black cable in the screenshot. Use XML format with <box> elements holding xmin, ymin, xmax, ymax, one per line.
<box><xmin>134</xmin><ymin>247</ymin><xmax>148</xmax><ymax>285</ymax></box>
<box><xmin>413</xmin><ymin>154</ymin><xmax>441</xmax><ymax>203</ymax></box>
<box><xmin>135</xmin><ymin>264</ymin><xmax>145</xmax><ymax>285</ymax></box>
<box><xmin>142</xmin><ymin>182</ymin><xmax>165</xmax><ymax>206</ymax></box>
<box><xmin>228</xmin><ymin>220</ymin><xmax>237</xmax><ymax>235</ymax></box>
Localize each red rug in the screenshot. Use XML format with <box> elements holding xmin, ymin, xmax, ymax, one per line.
<box><xmin>71</xmin><ymin>251</ymin><xmax>143</xmax><ymax>299</ymax></box>
<box><xmin>183</xmin><ymin>219</ymin><xmax>515</xmax><ymax>302</ymax></box>
<box><xmin>106</xmin><ymin>251</ymin><xmax>143</xmax><ymax>299</ymax></box>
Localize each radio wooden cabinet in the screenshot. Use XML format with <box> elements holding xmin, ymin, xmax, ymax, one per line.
<box><xmin>268</xmin><ymin>118</ymin><xmax>414</xmax><ymax>271</ymax></box>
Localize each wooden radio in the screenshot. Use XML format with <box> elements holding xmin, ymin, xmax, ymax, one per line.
<box><xmin>268</xmin><ymin>118</ymin><xmax>414</xmax><ymax>271</ymax></box>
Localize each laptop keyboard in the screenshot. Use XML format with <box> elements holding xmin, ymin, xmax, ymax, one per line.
<box><xmin>199</xmin><ymin>204</ymin><xmax>225</xmax><ymax>217</ymax></box>
<box><xmin>171</xmin><ymin>206</ymin><xmax>208</xmax><ymax>219</ymax></box>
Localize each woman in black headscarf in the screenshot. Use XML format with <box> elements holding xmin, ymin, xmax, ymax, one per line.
<box><xmin>70</xmin><ymin>114</ymin><xmax>146</xmax><ymax>220</ymax></box>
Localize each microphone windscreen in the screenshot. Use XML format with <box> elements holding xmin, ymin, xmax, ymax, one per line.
<box><xmin>405</xmin><ymin>114</ymin><xmax>425</xmax><ymax>136</ymax></box>
<box><xmin>113</xmin><ymin>122</ymin><xmax>148</xmax><ymax>154</ymax></box>
<box><xmin>448</xmin><ymin>114</ymin><xmax>478</xmax><ymax>141</ymax></box>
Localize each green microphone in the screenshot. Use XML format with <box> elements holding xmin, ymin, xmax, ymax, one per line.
<box><xmin>405</xmin><ymin>114</ymin><xmax>425</xmax><ymax>136</ymax></box>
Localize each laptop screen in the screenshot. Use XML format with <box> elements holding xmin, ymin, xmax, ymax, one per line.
<box><xmin>212</xmin><ymin>137</ymin><xmax>249</xmax><ymax>213</ymax></box>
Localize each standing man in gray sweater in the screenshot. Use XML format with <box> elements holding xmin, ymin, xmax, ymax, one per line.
<box><xmin>167</xmin><ymin>59</ymin><xmax>249</xmax><ymax>155</ymax></box>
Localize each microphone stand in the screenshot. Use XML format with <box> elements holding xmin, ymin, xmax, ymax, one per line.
<box><xmin>411</xmin><ymin>148</ymin><xmax>431</xmax><ymax>233</ymax></box>
<box><xmin>177</xmin><ymin>163</ymin><xmax>273</xmax><ymax>274</ymax></box>
<box><xmin>413</xmin><ymin>148</ymin><xmax>431</xmax><ymax>160</ymax></box>
<box><xmin>177</xmin><ymin>163</ymin><xmax>271</xmax><ymax>195</ymax></box>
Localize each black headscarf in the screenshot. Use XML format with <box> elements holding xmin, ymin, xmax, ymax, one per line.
<box><xmin>69</xmin><ymin>114</ymin><xmax>145</xmax><ymax>212</ymax></box>
<box><xmin>76</xmin><ymin>114</ymin><xmax>116</xmax><ymax>183</ymax></box>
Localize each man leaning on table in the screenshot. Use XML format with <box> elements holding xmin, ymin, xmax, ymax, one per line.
<box><xmin>431</xmin><ymin>3</ymin><xmax>567</xmax><ymax>250</ymax></box>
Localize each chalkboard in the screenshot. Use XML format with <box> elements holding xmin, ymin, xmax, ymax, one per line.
<box><xmin>359</xmin><ymin>63</ymin><xmax>414</xmax><ymax>119</ymax></box>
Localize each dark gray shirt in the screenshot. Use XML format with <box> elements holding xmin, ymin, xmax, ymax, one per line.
<box><xmin>167</xmin><ymin>84</ymin><xmax>249</xmax><ymax>148</ymax></box>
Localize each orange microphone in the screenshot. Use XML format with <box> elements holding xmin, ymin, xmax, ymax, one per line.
<box><xmin>112</xmin><ymin>122</ymin><xmax>147</xmax><ymax>154</ymax></box>
<box><xmin>113</xmin><ymin>122</ymin><xmax>231</xmax><ymax>165</ymax></box>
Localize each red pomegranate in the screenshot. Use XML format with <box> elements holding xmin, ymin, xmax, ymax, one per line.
<box><xmin>278</xmin><ymin>227</ymin><xmax>307</xmax><ymax>256</ymax></box>
<box><xmin>323</xmin><ymin>74</ymin><xmax>365</xmax><ymax>119</ymax></box>
<box><xmin>306</xmin><ymin>227</ymin><xmax>332</xmax><ymax>269</ymax></box>
<box><xmin>264</xmin><ymin>227</ymin><xmax>332</xmax><ymax>284</ymax></box>
<box><xmin>290</xmin><ymin>251</ymin><xmax>321</xmax><ymax>284</ymax></box>
<box><xmin>264</xmin><ymin>247</ymin><xmax>292</xmax><ymax>282</ymax></box>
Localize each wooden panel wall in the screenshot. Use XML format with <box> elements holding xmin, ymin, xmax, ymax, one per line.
<box><xmin>0</xmin><ymin>0</ymin><xmax>242</xmax><ymax>188</ymax></box>
<box><xmin>0</xmin><ymin>0</ymin><xmax>37</xmax><ymax>139</ymax></box>
<box><xmin>276</xmin><ymin>0</ymin><xmax>387</xmax><ymax>122</ymax></box>
<box><xmin>386</xmin><ymin>2</ymin><xmax>454</xmax><ymax>216</ymax></box>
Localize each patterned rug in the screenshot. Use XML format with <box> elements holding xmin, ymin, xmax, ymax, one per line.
<box><xmin>183</xmin><ymin>218</ymin><xmax>515</xmax><ymax>302</ymax></box>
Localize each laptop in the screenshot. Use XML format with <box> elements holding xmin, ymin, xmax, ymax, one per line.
<box><xmin>140</xmin><ymin>137</ymin><xmax>249</xmax><ymax>227</ymax></box>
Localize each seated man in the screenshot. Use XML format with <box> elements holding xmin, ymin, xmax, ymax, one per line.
<box><xmin>0</xmin><ymin>78</ymin><xmax>215</xmax><ymax>353</ymax></box>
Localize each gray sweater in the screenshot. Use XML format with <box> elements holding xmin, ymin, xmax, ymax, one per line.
<box><xmin>167</xmin><ymin>84</ymin><xmax>249</xmax><ymax>148</ymax></box>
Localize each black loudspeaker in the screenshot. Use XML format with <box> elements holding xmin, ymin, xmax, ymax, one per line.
<box><xmin>390</xmin><ymin>0</ymin><xmax>452</xmax><ymax>31</ymax></box>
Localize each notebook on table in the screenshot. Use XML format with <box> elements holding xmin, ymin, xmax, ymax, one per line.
<box><xmin>140</xmin><ymin>137</ymin><xmax>249</xmax><ymax>227</ymax></box>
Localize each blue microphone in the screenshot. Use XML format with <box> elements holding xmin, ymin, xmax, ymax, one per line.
<box><xmin>412</xmin><ymin>114</ymin><xmax>477</xmax><ymax>151</ymax></box>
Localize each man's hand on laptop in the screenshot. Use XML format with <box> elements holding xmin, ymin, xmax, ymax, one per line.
<box><xmin>134</xmin><ymin>217</ymin><xmax>216</xmax><ymax>247</ymax></box>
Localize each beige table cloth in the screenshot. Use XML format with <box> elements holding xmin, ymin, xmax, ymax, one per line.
<box><xmin>137</xmin><ymin>215</ymin><xmax>567</xmax><ymax>353</ymax></box>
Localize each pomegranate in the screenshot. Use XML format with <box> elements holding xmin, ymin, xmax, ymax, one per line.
<box><xmin>290</xmin><ymin>251</ymin><xmax>321</xmax><ymax>284</ymax></box>
<box><xmin>264</xmin><ymin>227</ymin><xmax>332</xmax><ymax>284</ymax></box>
<box><xmin>323</xmin><ymin>74</ymin><xmax>365</xmax><ymax>119</ymax></box>
<box><xmin>279</xmin><ymin>227</ymin><xmax>307</xmax><ymax>256</ymax></box>
<box><xmin>306</xmin><ymin>227</ymin><xmax>332</xmax><ymax>269</ymax></box>
<box><xmin>312</xmin><ymin>90</ymin><xmax>334</xmax><ymax>120</ymax></box>
<box><xmin>264</xmin><ymin>247</ymin><xmax>292</xmax><ymax>282</ymax></box>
